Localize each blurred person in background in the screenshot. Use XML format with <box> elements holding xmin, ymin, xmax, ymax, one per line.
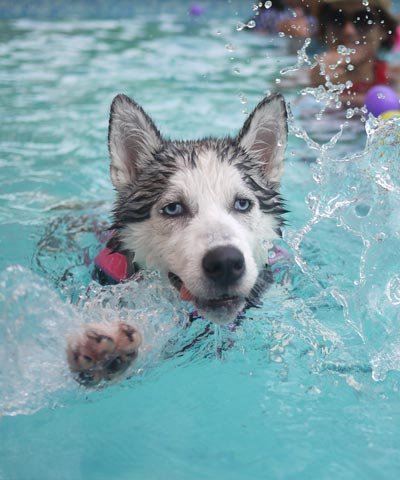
<box><xmin>311</xmin><ymin>0</ymin><xmax>399</xmax><ymax>107</ymax></box>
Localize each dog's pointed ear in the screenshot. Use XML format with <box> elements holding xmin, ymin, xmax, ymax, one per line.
<box><xmin>108</xmin><ymin>94</ymin><xmax>163</xmax><ymax>189</ymax></box>
<box><xmin>236</xmin><ymin>94</ymin><xmax>287</xmax><ymax>185</ymax></box>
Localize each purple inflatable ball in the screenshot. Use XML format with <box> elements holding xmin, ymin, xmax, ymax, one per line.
<box><xmin>189</xmin><ymin>4</ymin><xmax>205</xmax><ymax>16</ymax></box>
<box><xmin>365</xmin><ymin>85</ymin><xmax>400</xmax><ymax>117</ymax></box>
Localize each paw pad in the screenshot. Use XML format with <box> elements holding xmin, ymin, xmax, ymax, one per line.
<box><xmin>67</xmin><ymin>322</ymin><xmax>142</xmax><ymax>386</ymax></box>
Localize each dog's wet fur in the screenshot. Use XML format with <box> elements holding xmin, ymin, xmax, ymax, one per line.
<box><xmin>67</xmin><ymin>93</ymin><xmax>288</xmax><ymax>386</ymax></box>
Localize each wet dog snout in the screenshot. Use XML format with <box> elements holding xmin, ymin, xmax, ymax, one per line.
<box><xmin>202</xmin><ymin>245</ymin><xmax>245</xmax><ymax>286</ymax></box>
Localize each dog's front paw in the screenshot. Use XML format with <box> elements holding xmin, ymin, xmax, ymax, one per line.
<box><xmin>67</xmin><ymin>322</ymin><xmax>142</xmax><ymax>386</ymax></box>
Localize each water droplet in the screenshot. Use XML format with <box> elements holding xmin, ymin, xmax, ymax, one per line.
<box><xmin>355</xmin><ymin>203</ymin><xmax>371</xmax><ymax>217</ymax></box>
<box><xmin>374</xmin><ymin>232</ymin><xmax>386</xmax><ymax>242</ymax></box>
<box><xmin>307</xmin><ymin>386</ymin><xmax>321</xmax><ymax>395</ymax></box>
<box><xmin>362</xmin><ymin>0</ymin><xmax>369</xmax><ymax>6</ymax></box>
<box><xmin>225</xmin><ymin>43</ymin><xmax>236</xmax><ymax>52</ymax></box>
<box><xmin>372</xmin><ymin>370</ymin><xmax>386</xmax><ymax>382</ymax></box>
<box><xmin>238</xmin><ymin>93</ymin><xmax>247</xmax><ymax>104</ymax></box>
<box><xmin>275</xmin><ymin>78</ymin><xmax>281</xmax><ymax>84</ymax></box>
<box><xmin>247</xmin><ymin>20</ymin><xmax>256</xmax><ymax>29</ymax></box>
<box><xmin>385</xmin><ymin>275</ymin><xmax>400</xmax><ymax>305</ymax></box>
<box><xmin>233</xmin><ymin>67</ymin><xmax>240</xmax><ymax>75</ymax></box>
<box><xmin>346</xmin><ymin>375</ymin><xmax>362</xmax><ymax>391</ymax></box>
<box><xmin>271</xmin><ymin>354</ymin><xmax>283</xmax><ymax>363</ymax></box>
<box><xmin>347</xmin><ymin>64</ymin><xmax>354</xmax><ymax>71</ymax></box>
<box><xmin>278</xmin><ymin>31</ymin><xmax>285</xmax><ymax>38</ymax></box>
<box><xmin>264</xmin><ymin>1</ymin><xmax>272</xmax><ymax>8</ymax></box>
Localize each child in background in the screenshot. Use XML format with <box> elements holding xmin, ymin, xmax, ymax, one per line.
<box><xmin>311</xmin><ymin>0</ymin><xmax>398</xmax><ymax>107</ymax></box>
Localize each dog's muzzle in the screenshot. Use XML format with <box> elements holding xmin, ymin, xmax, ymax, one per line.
<box><xmin>168</xmin><ymin>245</ymin><xmax>248</xmax><ymax>323</ymax></box>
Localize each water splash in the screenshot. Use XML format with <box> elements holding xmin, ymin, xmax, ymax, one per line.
<box><xmin>280</xmin><ymin>37</ymin><xmax>315</xmax><ymax>76</ymax></box>
<box><xmin>236</xmin><ymin>20</ymin><xmax>256</xmax><ymax>31</ymax></box>
<box><xmin>0</xmin><ymin>266</ymin><xmax>188</xmax><ymax>416</ymax></box>
<box><xmin>0</xmin><ymin>266</ymin><xmax>78</xmax><ymax>416</ymax></box>
<box><xmin>285</xmin><ymin>111</ymin><xmax>400</xmax><ymax>381</ymax></box>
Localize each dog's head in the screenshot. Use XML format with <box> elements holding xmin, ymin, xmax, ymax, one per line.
<box><xmin>108</xmin><ymin>94</ymin><xmax>287</xmax><ymax>324</ymax></box>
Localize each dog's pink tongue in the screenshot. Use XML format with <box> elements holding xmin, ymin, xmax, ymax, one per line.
<box><xmin>180</xmin><ymin>284</ymin><xmax>195</xmax><ymax>302</ymax></box>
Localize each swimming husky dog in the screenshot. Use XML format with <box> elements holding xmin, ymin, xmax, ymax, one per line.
<box><xmin>67</xmin><ymin>93</ymin><xmax>288</xmax><ymax>386</ymax></box>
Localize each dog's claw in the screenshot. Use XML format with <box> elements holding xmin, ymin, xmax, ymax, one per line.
<box><xmin>67</xmin><ymin>322</ymin><xmax>142</xmax><ymax>387</ymax></box>
<box><xmin>86</xmin><ymin>331</ymin><xmax>114</xmax><ymax>344</ymax></box>
<box><xmin>120</xmin><ymin>323</ymin><xmax>137</xmax><ymax>341</ymax></box>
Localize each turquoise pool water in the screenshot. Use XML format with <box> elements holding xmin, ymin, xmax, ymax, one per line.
<box><xmin>1</xmin><ymin>1</ymin><xmax>400</xmax><ymax>479</ymax></box>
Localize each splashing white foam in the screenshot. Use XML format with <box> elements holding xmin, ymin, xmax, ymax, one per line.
<box><xmin>0</xmin><ymin>266</ymin><xmax>187</xmax><ymax>416</ymax></box>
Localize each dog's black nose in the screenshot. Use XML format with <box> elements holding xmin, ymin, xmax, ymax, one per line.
<box><xmin>202</xmin><ymin>246</ymin><xmax>245</xmax><ymax>286</ymax></box>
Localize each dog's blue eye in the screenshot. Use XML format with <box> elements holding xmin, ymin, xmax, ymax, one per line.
<box><xmin>234</xmin><ymin>199</ymin><xmax>252</xmax><ymax>212</ymax></box>
<box><xmin>162</xmin><ymin>202</ymin><xmax>184</xmax><ymax>216</ymax></box>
